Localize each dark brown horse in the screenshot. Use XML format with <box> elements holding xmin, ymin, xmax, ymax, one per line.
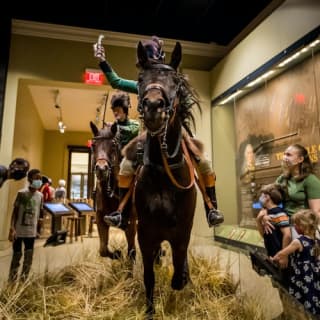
<box><xmin>125</xmin><ymin>41</ymin><xmax>200</xmax><ymax>317</ymax></box>
<box><xmin>90</xmin><ymin>121</ymin><xmax>137</xmax><ymax>260</ymax></box>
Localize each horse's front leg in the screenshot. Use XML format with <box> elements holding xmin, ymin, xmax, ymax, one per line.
<box><xmin>96</xmin><ymin>210</ymin><xmax>109</xmax><ymax>256</ymax></box>
<box><xmin>139</xmin><ymin>240</ymin><xmax>158</xmax><ymax>317</ymax></box>
<box><xmin>96</xmin><ymin>210</ymin><xmax>120</xmax><ymax>258</ymax></box>
<box><xmin>171</xmin><ymin>242</ymin><xmax>190</xmax><ymax>290</ymax></box>
<box><xmin>143</xmin><ymin>254</ymin><xmax>156</xmax><ymax>317</ymax></box>
<box><xmin>125</xmin><ymin>213</ymin><xmax>137</xmax><ymax>262</ymax></box>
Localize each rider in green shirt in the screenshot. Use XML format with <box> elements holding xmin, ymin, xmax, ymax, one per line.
<box><xmin>109</xmin><ymin>91</ymin><xmax>140</xmax><ymax>220</ymax></box>
<box><xmin>109</xmin><ymin>91</ymin><xmax>140</xmax><ymax>150</ymax></box>
<box><xmin>94</xmin><ymin>36</ymin><xmax>224</xmax><ymax>229</ymax></box>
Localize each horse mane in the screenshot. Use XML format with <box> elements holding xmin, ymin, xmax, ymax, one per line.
<box><xmin>176</xmin><ymin>72</ymin><xmax>202</xmax><ymax>135</ymax></box>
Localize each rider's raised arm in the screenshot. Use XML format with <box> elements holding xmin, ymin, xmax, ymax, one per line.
<box><xmin>99</xmin><ymin>61</ymin><xmax>138</xmax><ymax>94</ymax></box>
<box><xmin>93</xmin><ymin>40</ymin><xmax>138</xmax><ymax>94</ymax></box>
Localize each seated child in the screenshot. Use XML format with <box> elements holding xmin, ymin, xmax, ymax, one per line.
<box><xmin>256</xmin><ymin>183</ymin><xmax>291</xmax><ymax>259</ymax></box>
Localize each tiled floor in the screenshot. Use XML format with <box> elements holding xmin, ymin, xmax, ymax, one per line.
<box><xmin>0</xmin><ymin>228</ymin><xmax>310</xmax><ymax>320</ymax></box>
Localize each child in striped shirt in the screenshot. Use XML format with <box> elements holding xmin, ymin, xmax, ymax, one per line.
<box><xmin>256</xmin><ymin>183</ymin><xmax>291</xmax><ymax>259</ymax></box>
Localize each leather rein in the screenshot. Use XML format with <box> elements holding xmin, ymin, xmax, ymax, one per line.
<box><xmin>160</xmin><ymin>136</ymin><xmax>195</xmax><ymax>190</ymax></box>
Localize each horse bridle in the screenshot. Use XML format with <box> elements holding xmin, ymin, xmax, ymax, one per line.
<box><xmin>137</xmin><ymin>64</ymin><xmax>195</xmax><ymax>190</ymax></box>
<box><xmin>137</xmin><ymin>64</ymin><xmax>181</xmax><ymax>158</ymax></box>
<box><xmin>91</xmin><ymin>135</ymin><xmax>120</xmax><ymax>197</ymax></box>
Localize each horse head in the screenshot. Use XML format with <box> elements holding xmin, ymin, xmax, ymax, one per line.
<box><xmin>137</xmin><ymin>42</ymin><xmax>182</xmax><ymax>136</ymax></box>
<box><xmin>90</xmin><ymin>121</ymin><xmax>120</xmax><ymax>182</ymax></box>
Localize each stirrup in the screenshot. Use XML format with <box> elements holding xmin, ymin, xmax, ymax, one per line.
<box><xmin>104</xmin><ymin>211</ymin><xmax>122</xmax><ymax>227</ymax></box>
<box><xmin>207</xmin><ymin>208</ymin><xmax>224</xmax><ymax>227</ymax></box>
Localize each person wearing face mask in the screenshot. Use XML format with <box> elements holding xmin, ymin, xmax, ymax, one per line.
<box><xmin>261</xmin><ymin>144</ymin><xmax>320</xmax><ymax>239</ymax></box>
<box><xmin>0</xmin><ymin>158</ymin><xmax>30</xmax><ymax>188</ymax></box>
<box><xmin>8</xmin><ymin>169</ymin><xmax>43</xmax><ymax>283</ymax></box>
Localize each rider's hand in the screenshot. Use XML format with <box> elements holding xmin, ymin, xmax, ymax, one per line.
<box><xmin>261</xmin><ymin>214</ymin><xmax>275</xmax><ymax>234</ymax></box>
<box><xmin>93</xmin><ymin>43</ymin><xmax>106</xmax><ymax>62</ymax></box>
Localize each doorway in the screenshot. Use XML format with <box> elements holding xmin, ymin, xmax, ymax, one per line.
<box><xmin>67</xmin><ymin>146</ymin><xmax>92</xmax><ymax>200</ymax></box>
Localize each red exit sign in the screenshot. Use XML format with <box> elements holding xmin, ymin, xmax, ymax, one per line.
<box><xmin>84</xmin><ymin>68</ymin><xmax>105</xmax><ymax>85</ymax></box>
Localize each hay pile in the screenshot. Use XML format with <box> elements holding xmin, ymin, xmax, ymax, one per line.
<box><xmin>0</xmin><ymin>242</ymin><xmax>264</xmax><ymax>320</ymax></box>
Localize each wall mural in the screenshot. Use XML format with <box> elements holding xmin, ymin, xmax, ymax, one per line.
<box><xmin>235</xmin><ymin>51</ymin><xmax>320</xmax><ymax>228</ymax></box>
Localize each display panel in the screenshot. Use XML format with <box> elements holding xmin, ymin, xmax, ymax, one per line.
<box><xmin>68</xmin><ymin>202</ymin><xmax>94</xmax><ymax>213</ymax></box>
<box><xmin>43</xmin><ymin>203</ymin><xmax>73</xmax><ymax>215</ymax></box>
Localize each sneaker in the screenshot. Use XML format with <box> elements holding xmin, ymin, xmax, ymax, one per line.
<box><xmin>207</xmin><ymin>209</ymin><xmax>224</xmax><ymax>227</ymax></box>
<box><xmin>104</xmin><ymin>211</ymin><xmax>122</xmax><ymax>227</ymax></box>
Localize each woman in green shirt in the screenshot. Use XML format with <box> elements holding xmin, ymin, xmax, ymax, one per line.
<box><xmin>262</xmin><ymin>144</ymin><xmax>320</xmax><ymax>236</ymax></box>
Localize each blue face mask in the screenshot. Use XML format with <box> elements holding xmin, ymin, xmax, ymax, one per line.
<box><xmin>31</xmin><ymin>179</ymin><xmax>42</xmax><ymax>190</ymax></box>
<box><xmin>259</xmin><ymin>195</ymin><xmax>266</xmax><ymax>207</ymax></box>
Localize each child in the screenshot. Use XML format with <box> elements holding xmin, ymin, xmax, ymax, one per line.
<box><xmin>256</xmin><ymin>183</ymin><xmax>291</xmax><ymax>259</ymax></box>
<box><xmin>271</xmin><ymin>209</ymin><xmax>320</xmax><ymax>316</ymax></box>
<box><xmin>55</xmin><ymin>179</ymin><xmax>66</xmax><ymax>203</ymax></box>
<box><xmin>8</xmin><ymin>169</ymin><xmax>43</xmax><ymax>282</ymax></box>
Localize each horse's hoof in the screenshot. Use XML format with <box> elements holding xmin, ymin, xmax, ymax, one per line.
<box><xmin>171</xmin><ymin>276</ymin><xmax>188</xmax><ymax>290</ymax></box>
<box><xmin>99</xmin><ymin>251</ymin><xmax>109</xmax><ymax>258</ymax></box>
<box><xmin>128</xmin><ymin>249</ymin><xmax>136</xmax><ymax>261</ymax></box>
<box><xmin>112</xmin><ymin>250</ymin><xmax>122</xmax><ymax>259</ymax></box>
<box><xmin>145</xmin><ymin>313</ymin><xmax>153</xmax><ymax>320</ymax></box>
<box><xmin>145</xmin><ymin>306</ymin><xmax>155</xmax><ymax>320</ymax></box>
<box><xmin>155</xmin><ymin>248</ymin><xmax>166</xmax><ymax>265</ymax></box>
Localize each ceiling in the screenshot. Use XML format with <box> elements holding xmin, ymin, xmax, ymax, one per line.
<box><xmin>9</xmin><ymin>0</ymin><xmax>281</xmax><ymax>46</ymax></box>
<box><xmin>26</xmin><ymin>81</ymin><xmax>140</xmax><ymax>133</ymax></box>
<box><xmin>10</xmin><ymin>0</ymin><xmax>283</xmax><ymax>133</ymax></box>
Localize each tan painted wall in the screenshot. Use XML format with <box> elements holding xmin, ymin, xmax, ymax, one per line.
<box><xmin>211</xmin><ymin>104</ymin><xmax>238</xmax><ymax>225</ymax></box>
<box><xmin>43</xmin><ymin>130</ymin><xmax>92</xmax><ymax>188</ymax></box>
<box><xmin>0</xmin><ymin>79</ymin><xmax>45</xmax><ymax>248</ymax></box>
<box><xmin>183</xmin><ymin>69</ymin><xmax>213</xmax><ymax>237</ymax></box>
<box><xmin>13</xmin><ymin>80</ymin><xmax>45</xmax><ymax>168</ymax></box>
<box><xmin>211</xmin><ymin>0</ymin><xmax>320</xmax><ymax>99</ymax></box>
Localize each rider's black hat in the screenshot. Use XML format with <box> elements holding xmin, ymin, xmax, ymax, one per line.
<box><xmin>111</xmin><ymin>91</ymin><xmax>131</xmax><ymax>115</ymax></box>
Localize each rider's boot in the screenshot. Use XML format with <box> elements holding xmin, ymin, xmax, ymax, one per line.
<box><xmin>203</xmin><ymin>173</ymin><xmax>224</xmax><ymax>227</ymax></box>
<box><xmin>104</xmin><ymin>175</ymin><xmax>133</xmax><ymax>230</ymax></box>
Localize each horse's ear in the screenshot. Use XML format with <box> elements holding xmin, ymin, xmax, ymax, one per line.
<box><xmin>169</xmin><ymin>42</ymin><xmax>182</xmax><ymax>70</ymax></box>
<box><xmin>90</xmin><ymin>121</ymin><xmax>99</xmax><ymax>136</ymax></box>
<box><xmin>137</xmin><ymin>41</ymin><xmax>149</xmax><ymax>68</ymax></box>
